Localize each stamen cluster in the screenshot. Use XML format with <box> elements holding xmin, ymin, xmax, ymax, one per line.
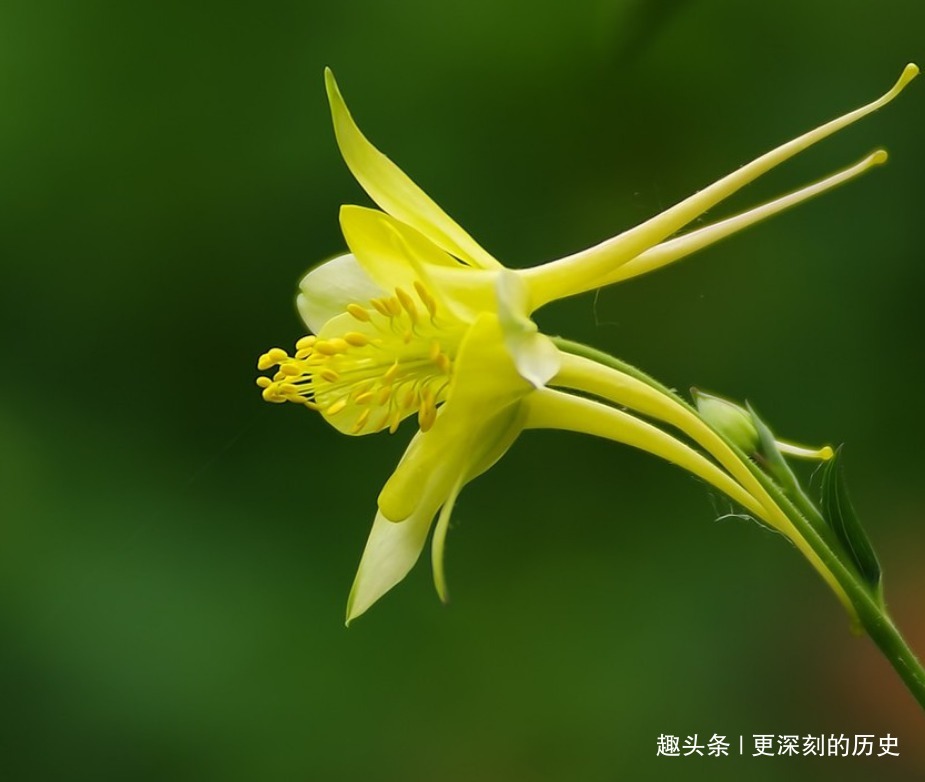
<box><xmin>257</xmin><ymin>281</ymin><xmax>460</xmax><ymax>434</ymax></box>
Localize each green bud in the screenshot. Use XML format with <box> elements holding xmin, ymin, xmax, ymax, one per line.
<box><xmin>691</xmin><ymin>388</ymin><xmax>760</xmax><ymax>454</ymax></box>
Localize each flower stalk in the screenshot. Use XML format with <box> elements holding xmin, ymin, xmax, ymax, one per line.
<box><xmin>552</xmin><ymin>337</ymin><xmax>925</xmax><ymax>710</ymax></box>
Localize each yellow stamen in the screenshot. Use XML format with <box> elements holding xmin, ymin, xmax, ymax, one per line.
<box><xmin>346</xmin><ymin>303</ymin><xmax>371</xmax><ymax>322</ymax></box>
<box><xmin>257</xmin><ymin>347</ymin><xmax>288</xmax><ymax>370</ymax></box>
<box><xmin>256</xmin><ymin>284</ymin><xmax>465</xmax><ymax>434</ymax></box>
<box><xmin>352</xmin><ymin>409</ymin><xmax>372</xmax><ymax>433</ymax></box>
<box><xmin>344</xmin><ymin>331</ymin><xmax>370</xmax><ymax>347</ymax></box>
<box><xmin>326</xmin><ymin>399</ymin><xmax>348</xmax><ymax>416</ymax></box>
<box><xmin>395</xmin><ymin>287</ymin><xmax>418</xmax><ymax>323</ymax></box>
<box><xmin>370</xmin><ymin>298</ymin><xmax>391</xmax><ymax>317</ymax></box>
<box><xmin>414</xmin><ymin>281</ymin><xmax>438</xmax><ymax>318</ymax></box>
<box><xmin>383</xmin><ymin>363</ymin><xmax>400</xmax><ymax>384</ymax></box>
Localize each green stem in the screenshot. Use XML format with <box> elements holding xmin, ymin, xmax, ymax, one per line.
<box><xmin>552</xmin><ymin>336</ymin><xmax>925</xmax><ymax>712</ymax></box>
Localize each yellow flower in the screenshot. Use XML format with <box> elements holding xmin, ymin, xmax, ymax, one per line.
<box><xmin>258</xmin><ymin>65</ymin><xmax>917</xmax><ymax>623</ymax></box>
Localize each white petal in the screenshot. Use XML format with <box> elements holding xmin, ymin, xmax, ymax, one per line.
<box><xmin>346</xmin><ymin>505</ymin><xmax>436</xmax><ymax>625</ymax></box>
<box><xmin>296</xmin><ymin>253</ymin><xmax>384</xmax><ymax>333</ymax></box>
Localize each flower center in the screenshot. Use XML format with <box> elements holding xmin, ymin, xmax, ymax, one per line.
<box><xmin>257</xmin><ymin>282</ymin><xmax>463</xmax><ymax>435</ymax></box>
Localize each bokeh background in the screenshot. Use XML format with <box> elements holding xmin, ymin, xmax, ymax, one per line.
<box><xmin>2</xmin><ymin>1</ymin><xmax>924</xmax><ymax>779</ymax></box>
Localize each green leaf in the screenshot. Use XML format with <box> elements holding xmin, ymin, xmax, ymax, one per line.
<box><xmin>821</xmin><ymin>449</ymin><xmax>882</xmax><ymax>596</ymax></box>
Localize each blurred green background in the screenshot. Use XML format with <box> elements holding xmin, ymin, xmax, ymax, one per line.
<box><xmin>2</xmin><ymin>0</ymin><xmax>924</xmax><ymax>779</ymax></box>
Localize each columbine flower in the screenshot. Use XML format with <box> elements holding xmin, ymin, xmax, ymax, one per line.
<box><xmin>258</xmin><ymin>65</ymin><xmax>917</xmax><ymax>622</ymax></box>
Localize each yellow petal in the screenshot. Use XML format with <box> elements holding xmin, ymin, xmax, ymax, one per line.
<box><xmin>430</xmin><ymin>400</ymin><xmax>527</xmax><ymax>603</ymax></box>
<box><xmin>348</xmin><ymin>396</ymin><xmax>526</xmax><ymax>622</ymax></box>
<box><xmin>378</xmin><ymin>312</ymin><xmax>532</xmax><ymax>522</ymax></box>
<box><xmin>430</xmin><ymin>477</ymin><xmax>463</xmax><ymax>605</ymax></box>
<box><xmin>325</xmin><ymin>68</ymin><xmax>501</xmax><ymax>271</ymax></box>
<box><xmin>339</xmin><ymin>205</ymin><xmax>498</xmax><ymax>320</ymax></box>
<box><xmin>496</xmin><ymin>271</ymin><xmax>560</xmax><ymax>388</ymax></box>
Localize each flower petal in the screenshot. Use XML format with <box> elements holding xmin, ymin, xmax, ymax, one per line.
<box><xmin>430</xmin><ymin>477</ymin><xmax>462</xmax><ymax>605</ymax></box>
<box><xmin>378</xmin><ymin>312</ymin><xmax>533</xmax><ymax>523</ymax></box>
<box><xmin>348</xmin><ymin>395</ymin><xmax>525</xmax><ymax>621</ymax></box>
<box><xmin>296</xmin><ymin>253</ymin><xmax>384</xmax><ymax>333</ymax></box>
<box><xmin>496</xmin><ymin>271</ymin><xmax>560</xmax><ymax>388</ymax></box>
<box><xmin>345</xmin><ymin>503</ymin><xmax>438</xmax><ymax>625</ymax></box>
<box><xmin>340</xmin><ymin>205</ymin><xmax>497</xmax><ymax>320</ymax></box>
<box><xmin>430</xmin><ymin>400</ymin><xmax>527</xmax><ymax>603</ymax></box>
<box><xmin>325</xmin><ymin>68</ymin><xmax>501</xmax><ymax>271</ymax></box>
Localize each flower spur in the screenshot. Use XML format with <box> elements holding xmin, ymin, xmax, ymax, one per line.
<box><xmin>257</xmin><ymin>64</ymin><xmax>917</xmax><ymax>623</ymax></box>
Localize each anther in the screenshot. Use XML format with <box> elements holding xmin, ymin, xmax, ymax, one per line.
<box><xmin>355</xmin><ymin>391</ymin><xmax>375</xmax><ymax>405</ymax></box>
<box><xmin>370</xmin><ymin>298</ymin><xmax>391</xmax><ymax>317</ymax></box>
<box><xmin>346</xmin><ymin>303</ymin><xmax>371</xmax><ymax>322</ymax></box>
<box><xmin>395</xmin><ymin>287</ymin><xmax>418</xmax><ymax>322</ymax></box>
<box><xmin>383</xmin><ymin>363</ymin><xmax>400</xmax><ymax>384</ymax></box>
<box><xmin>344</xmin><ymin>331</ymin><xmax>369</xmax><ymax>347</ymax></box>
<box><xmin>296</xmin><ymin>336</ymin><xmax>317</xmax><ymax>351</ymax></box>
<box><xmin>386</xmin><ymin>297</ymin><xmax>402</xmax><ymax>317</ymax></box>
<box><xmin>325</xmin><ymin>399</ymin><xmax>348</xmax><ymax>416</ymax></box>
<box><xmin>320</xmin><ymin>369</ymin><xmax>340</xmax><ymax>383</ymax></box>
<box><xmin>315</xmin><ymin>338</ymin><xmax>348</xmax><ymax>355</ymax></box>
<box><xmin>418</xmin><ymin>402</ymin><xmax>437</xmax><ymax>432</ymax></box>
<box><xmin>414</xmin><ymin>281</ymin><xmax>438</xmax><ymax>317</ymax></box>
<box><xmin>352</xmin><ymin>408</ymin><xmax>372</xmax><ymax>433</ymax></box>
<box><xmin>256</xmin><ymin>377</ymin><xmax>272</xmax><ymax>388</ymax></box>
<box><xmin>257</xmin><ymin>347</ymin><xmax>288</xmax><ymax>370</ymax></box>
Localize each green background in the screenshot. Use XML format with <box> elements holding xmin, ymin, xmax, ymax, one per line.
<box><xmin>2</xmin><ymin>0</ymin><xmax>924</xmax><ymax>779</ymax></box>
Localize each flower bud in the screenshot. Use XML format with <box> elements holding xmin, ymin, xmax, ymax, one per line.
<box><xmin>691</xmin><ymin>388</ymin><xmax>760</xmax><ymax>454</ymax></box>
